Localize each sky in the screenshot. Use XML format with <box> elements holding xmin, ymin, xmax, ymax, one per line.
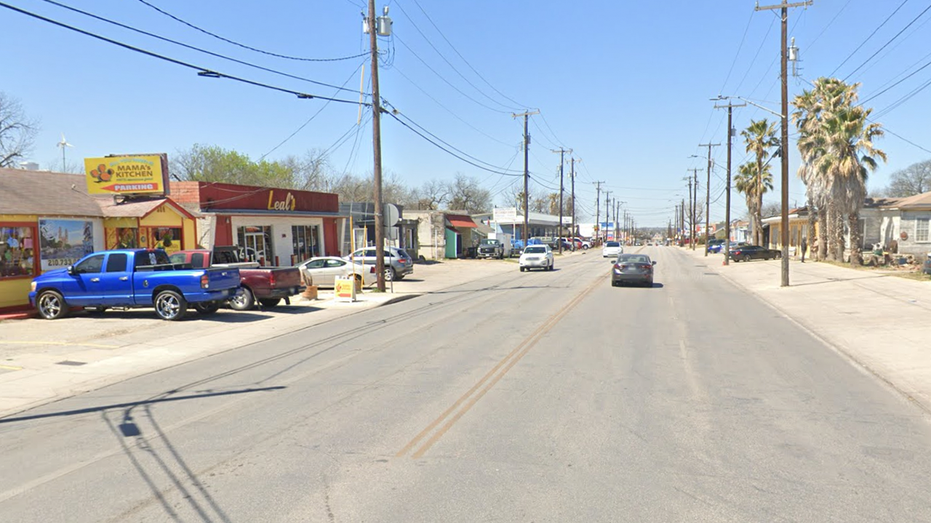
<box><xmin>2</xmin><ymin>0</ymin><xmax>931</xmax><ymax>227</ymax></box>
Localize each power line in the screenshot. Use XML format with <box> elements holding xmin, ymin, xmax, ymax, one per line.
<box><xmin>392</xmin><ymin>65</ymin><xmax>515</xmax><ymax>147</ymax></box>
<box><xmin>384</xmin><ymin>111</ymin><xmax>523</xmax><ymax>176</ymax></box>
<box><xmin>392</xmin><ymin>0</ymin><xmax>521</xmax><ymax>112</ymax></box>
<box><xmin>842</xmin><ymin>3</ymin><xmax>931</xmax><ymax>81</ymax></box>
<box><xmin>720</xmin><ymin>7</ymin><xmax>755</xmax><ymax>94</ymax></box>
<box><xmin>861</xmin><ymin>54</ymin><xmax>931</xmax><ymax>105</ymax></box>
<box><xmin>134</xmin><ymin>0</ymin><xmax>369</xmax><ymax>62</ymax></box>
<box><xmin>0</xmin><ymin>2</ymin><xmax>364</xmax><ymax>104</ymax></box>
<box><xmin>260</xmin><ymin>62</ymin><xmax>367</xmax><ymax>160</ymax></box>
<box><xmin>37</xmin><ymin>0</ymin><xmax>369</xmax><ymax>94</ymax></box>
<box><xmin>394</xmin><ymin>34</ymin><xmax>511</xmax><ymax>114</ymax></box>
<box><xmin>403</xmin><ymin>0</ymin><xmax>527</xmax><ymax>109</ymax></box>
<box><xmin>386</xmin><ymin>107</ymin><xmax>524</xmax><ymax>173</ymax></box>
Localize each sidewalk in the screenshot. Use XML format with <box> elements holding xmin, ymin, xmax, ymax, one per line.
<box><xmin>679</xmin><ymin>246</ymin><xmax>931</xmax><ymax>414</ymax></box>
<box><xmin>0</xmin><ymin>256</ymin><xmax>535</xmax><ymax>418</ymax></box>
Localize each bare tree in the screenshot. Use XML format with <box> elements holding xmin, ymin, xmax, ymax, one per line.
<box><xmin>408</xmin><ymin>179</ymin><xmax>448</xmax><ymax>210</ymax></box>
<box><xmin>279</xmin><ymin>149</ymin><xmax>331</xmax><ymax>192</ymax></box>
<box><xmin>0</xmin><ymin>92</ymin><xmax>39</xmax><ymax>168</ymax></box>
<box><xmin>446</xmin><ymin>173</ymin><xmax>491</xmax><ymax>214</ymax></box>
<box><xmin>884</xmin><ymin>159</ymin><xmax>931</xmax><ymax>197</ymax></box>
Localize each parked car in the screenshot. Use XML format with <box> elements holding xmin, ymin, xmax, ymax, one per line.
<box><xmin>611</xmin><ymin>253</ymin><xmax>656</xmax><ymax>287</ymax></box>
<box><xmin>297</xmin><ymin>256</ymin><xmax>376</xmax><ymax>287</ymax></box>
<box><xmin>728</xmin><ymin>244</ymin><xmax>782</xmax><ymax>262</ymax></box>
<box><xmin>519</xmin><ymin>244</ymin><xmax>554</xmax><ymax>272</ymax></box>
<box><xmin>602</xmin><ymin>241</ymin><xmax>624</xmax><ymax>258</ymax></box>
<box><xmin>706</xmin><ymin>239</ymin><xmax>726</xmax><ymax>253</ymax></box>
<box><xmin>477</xmin><ymin>238</ymin><xmax>510</xmax><ymax>259</ymax></box>
<box><xmin>575</xmin><ymin>237</ymin><xmax>592</xmax><ymax>249</ymax></box>
<box><xmin>170</xmin><ymin>247</ymin><xmax>303</xmax><ymax>310</ymax></box>
<box><xmin>345</xmin><ymin>246</ymin><xmax>414</xmax><ymax>281</ymax></box>
<box><xmin>29</xmin><ymin>249</ymin><xmax>241</xmax><ymax>321</ymax></box>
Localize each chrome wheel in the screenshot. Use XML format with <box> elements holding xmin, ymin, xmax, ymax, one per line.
<box><xmin>155</xmin><ymin>290</ymin><xmax>187</xmax><ymax>321</ymax></box>
<box><xmin>37</xmin><ymin>291</ymin><xmax>67</xmax><ymax>320</ymax></box>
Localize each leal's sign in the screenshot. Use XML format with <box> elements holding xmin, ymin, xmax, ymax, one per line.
<box><xmin>267</xmin><ymin>190</ymin><xmax>296</xmax><ymax>211</ymax></box>
<box><xmin>84</xmin><ymin>154</ymin><xmax>169</xmax><ymax>195</ymax></box>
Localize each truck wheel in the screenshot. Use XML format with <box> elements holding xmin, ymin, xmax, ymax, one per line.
<box><xmin>259</xmin><ymin>298</ymin><xmax>281</xmax><ymax>308</ymax></box>
<box><xmin>155</xmin><ymin>290</ymin><xmax>187</xmax><ymax>321</ymax></box>
<box><xmin>229</xmin><ymin>287</ymin><xmax>255</xmax><ymax>310</ymax></box>
<box><xmin>37</xmin><ymin>290</ymin><xmax>68</xmax><ymax>320</ymax></box>
<box><xmin>194</xmin><ymin>301</ymin><xmax>220</xmax><ymax>315</ymax></box>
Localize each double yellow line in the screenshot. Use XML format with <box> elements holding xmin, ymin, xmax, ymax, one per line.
<box><xmin>396</xmin><ymin>272</ymin><xmax>604</xmax><ymax>459</ymax></box>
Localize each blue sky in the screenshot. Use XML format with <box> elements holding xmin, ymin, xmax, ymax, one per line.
<box><xmin>3</xmin><ymin>0</ymin><xmax>930</xmax><ymax>227</ymax></box>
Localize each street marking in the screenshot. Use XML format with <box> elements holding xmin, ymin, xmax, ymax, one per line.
<box><xmin>1</xmin><ymin>340</ymin><xmax>118</xmax><ymax>349</ymax></box>
<box><xmin>0</xmin><ymin>365</ymin><xmax>22</xmax><ymax>371</ymax></box>
<box><xmin>397</xmin><ymin>271</ymin><xmax>605</xmax><ymax>459</ymax></box>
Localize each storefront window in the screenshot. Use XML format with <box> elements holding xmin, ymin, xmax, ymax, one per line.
<box><xmin>0</xmin><ymin>225</ymin><xmax>38</xmax><ymax>278</ymax></box>
<box><xmin>237</xmin><ymin>226</ymin><xmax>274</xmax><ymax>265</ymax></box>
<box><xmin>38</xmin><ymin>219</ymin><xmax>94</xmax><ymax>271</ymax></box>
<box><xmin>291</xmin><ymin>225</ymin><xmax>319</xmax><ymax>263</ymax></box>
<box><xmin>152</xmin><ymin>227</ymin><xmax>182</xmax><ymax>254</ymax></box>
<box><xmin>116</xmin><ymin>228</ymin><xmax>138</xmax><ymax>249</ymax></box>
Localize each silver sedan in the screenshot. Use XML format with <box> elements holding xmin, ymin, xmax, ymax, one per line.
<box><xmin>297</xmin><ymin>257</ymin><xmax>377</xmax><ymax>287</ymax></box>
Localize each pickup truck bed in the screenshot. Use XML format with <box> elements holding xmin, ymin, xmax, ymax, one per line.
<box><xmin>170</xmin><ymin>249</ymin><xmax>303</xmax><ymax>310</ymax></box>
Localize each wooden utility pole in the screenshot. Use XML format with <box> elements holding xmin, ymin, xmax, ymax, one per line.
<box><xmin>757</xmin><ymin>0</ymin><xmax>812</xmax><ymax>286</ymax></box>
<box><xmin>368</xmin><ymin>0</ymin><xmax>386</xmax><ymax>291</ymax></box>
<box><xmin>594</xmin><ymin>181</ymin><xmax>604</xmax><ymax>244</ymax></box>
<box><xmin>570</xmin><ymin>158</ymin><xmax>577</xmax><ymax>249</ymax></box>
<box><xmin>687</xmin><ymin>169</ymin><xmax>700</xmax><ymax>250</ymax></box>
<box><xmin>552</xmin><ymin>148</ymin><xmax>571</xmax><ymax>253</ymax></box>
<box><xmin>699</xmin><ymin>142</ymin><xmax>720</xmax><ymax>256</ymax></box>
<box><xmin>714</xmin><ymin>100</ymin><xmax>745</xmax><ymax>265</ymax></box>
<box><xmin>603</xmin><ymin>191</ymin><xmax>612</xmax><ymax>242</ymax></box>
<box><xmin>513</xmin><ymin>110</ymin><xmax>539</xmax><ymax>247</ymax></box>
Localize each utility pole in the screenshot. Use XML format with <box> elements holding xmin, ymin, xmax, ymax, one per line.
<box><xmin>367</xmin><ymin>0</ymin><xmax>391</xmax><ymax>291</ymax></box>
<box><xmin>699</xmin><ymin>143</ymin><xmax>720</xmax><ymax>257</ymax></box>
<box><xmin>757</xmin><ymin>0</ymin><xmax>811</xmax><ymax>286</ymax></box>
<box><xmin>551</xmin><ymin>148</ymin><xmax>571</xmax><ymax>254</ymax></box>
<box><xmin>603</xmin><ymin>191</ymin><xmax>612</xmax><ymax>242</ymax></box>
<box><xmin>594</xmin><ymin>181</ymin><xmax>604</xmax><ymax>244</ymax></box>
<box><xmin>714</xmin><ymin>99</ymin><xmax>745</xmax><ymax>266</ymax></box>
<box><xmin>513</xmin><ymin>111</ymin><xmax>539</xmax><ymax>246</ymax></box>
<box><xmin>570</xmin><ymin>157</ymin><xmax>577</xmax><ymax>249</ymax></box>
<box><xmin>687</xmin><ymin>169</ymin><xmax>700</xmax><ymax>250</ymax></box>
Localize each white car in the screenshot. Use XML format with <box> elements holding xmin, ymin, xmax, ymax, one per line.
<box><xmin>297</xmin><ymin>256</ymin><xmax>377</xmax><ymax>287</ymax></box>
<box><xmin>602</xmin><ymin>241</ymin><xmax>624</xmax><ymax>258</ymax></box>
<box><xmin>519</xmin><ymin>245</ymin><xmax>554</xmax><ymax>272</ymax></box>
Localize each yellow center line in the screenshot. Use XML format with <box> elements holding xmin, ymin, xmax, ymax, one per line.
<box><xmin>398</xmin><ymin>269</ymin><xmax>606</xmax><ymax>459</ymax></box>
<box><xmin>1</xmin><ymin>340</ymin><xmax>119</xmax><ymax>349</ymax></box>
<box><xmin>0</xmin><ymin>364</ymin><xmax>23</xmax><ymax>371</ymax></box>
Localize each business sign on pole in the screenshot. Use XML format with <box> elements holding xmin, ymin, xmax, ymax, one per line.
<box><xmin>84</xmin><ymin>154</ymin><xmax>169</xmax><ymax>195</ymax></box>
<box><xmin>493</xmin><ymin>207</ymin><xmax>517</xmax><ymax>223</ymax></box>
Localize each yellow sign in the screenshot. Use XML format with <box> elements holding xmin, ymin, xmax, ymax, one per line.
<box><xmin>267</xmin><ymin>190</ymin><xmax>296</xmax><ymax>211</ymax></box>
<box><xmin>84</xmin><ymin>154</ymin><xmax>167</xmax><ymax>195</ymax></box>
<box><xmin>334</xmin><ymin>278</ymin><xmax>357</xmax><ymax>302</ymax></box>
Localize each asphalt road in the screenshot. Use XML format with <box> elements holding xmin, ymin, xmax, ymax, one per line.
<box><xmin>1</xmin><ymin>248</ymin><xmax>930</xmax><ymax>522</ymax></box>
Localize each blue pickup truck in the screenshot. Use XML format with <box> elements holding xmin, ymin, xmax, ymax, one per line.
<box><xmin>29</xmin><ymin>249</ymin><xmax>241</xmax><ymax>321</ymax></box>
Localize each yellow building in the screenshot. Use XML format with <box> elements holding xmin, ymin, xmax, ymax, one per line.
<box><xmin>762</xmin><ymin>207</ymin><xmax>819</xmax><ymax>258</ymax></box>
<box><xmin>0</xmin><ymin>168</ymin><xmax>196</xmax><ymax>313</ymax></box>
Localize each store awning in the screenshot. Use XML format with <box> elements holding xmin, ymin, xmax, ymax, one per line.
<box><xmin>446</xmin><ymin>214</ymin><xmax>477</xmax><ymax>228</ymax></box>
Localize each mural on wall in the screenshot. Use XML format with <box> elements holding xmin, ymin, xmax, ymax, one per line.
<box><xmin>151</xmin><ymin>226</ymin><xmax>182</xmax><ymax>254</ymax></box>
<box><xmin>39</xmin><ymin>219</ymin><xmax>94</xmax><ymax>270</ymax></box>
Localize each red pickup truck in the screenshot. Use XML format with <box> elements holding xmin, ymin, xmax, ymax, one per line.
<box><xmin>169</xmin><ymin>247</ymin><xmax>303</xmax><ymax>310</ymax></box>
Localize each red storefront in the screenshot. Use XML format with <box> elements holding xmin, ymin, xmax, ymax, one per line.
<box><xmin>169</xmin><ymin>182</ymin><xmax>343</xmax><ymax>266</ymax></box>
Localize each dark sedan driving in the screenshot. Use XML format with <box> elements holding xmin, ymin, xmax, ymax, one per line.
<box><xmin>728</xmin><ymin>244</ymin><xmax>782</xmax><ymax>262</ymax></box>
<box><xmin>611</xmin><ymin>253</ymin><xmax>656</xmax><ymax>287</ymax></box>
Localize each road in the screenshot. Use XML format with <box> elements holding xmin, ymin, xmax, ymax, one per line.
<box><xmin>1</xmin><ymin>248</ymin><xmax>930</xmax><ymax>522</ymax></box>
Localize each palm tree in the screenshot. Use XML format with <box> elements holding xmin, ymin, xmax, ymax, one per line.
<box><xmin>740</xmin><ymin>119</ymin><xmax>779</xmax><ymax>245</ymax></box>
<box><xmin>736</xmin><ymin>161</ymin><xmax>774</xmax><ymax>245</ymax></box>
<box><xmin>794</xmin><ymin>78</ymin><xmax>886</xmax><ymax>265</ymax></box>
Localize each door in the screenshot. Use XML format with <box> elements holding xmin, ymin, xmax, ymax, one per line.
<box><xmin>65</xmin><ymin>253</ymin><xmax>107</xmax><ymax>306</ymax></box>
<box><xmin>98</xmin><ymin>253</ymin><xmax>133</xmax><ymax>305</ymax></box>
<box><xmin>244</xmin><ymin>231</ymin><xmax>268</xmax><ymax>265</ymax></box>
